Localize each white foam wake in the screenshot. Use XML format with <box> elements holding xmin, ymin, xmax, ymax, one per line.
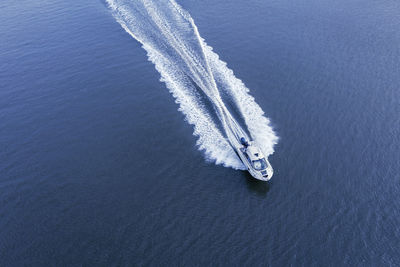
<box><xmin>106</xmin><ymin>0</ymin><xmax>278</xmax><ymax>169</ymax></box>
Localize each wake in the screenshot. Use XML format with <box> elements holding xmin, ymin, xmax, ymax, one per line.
<box><xmin>107</xmin><ymin>0</ymin><xmax>278</xmax><ymax>169</ymax></box>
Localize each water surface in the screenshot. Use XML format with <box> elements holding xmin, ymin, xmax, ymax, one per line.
<box><xmin>0</xmin><ymin>0</ymin><xmax>399</xmax><ymax>265</ymax></box>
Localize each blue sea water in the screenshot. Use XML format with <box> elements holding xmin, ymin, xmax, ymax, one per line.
<box><xmin>1</xmin><ymin>0</ymin><xmax>400</xmax><ymax>265</ymax></box>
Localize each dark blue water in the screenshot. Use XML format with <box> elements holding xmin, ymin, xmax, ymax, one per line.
<box><xmin>1</xmin><ymin>0</ymin><xmax>399</xmax><ymax>265</ymax></box>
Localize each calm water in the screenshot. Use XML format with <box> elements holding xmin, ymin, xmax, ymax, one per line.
<box><xmin>1</xmin><ymin>0</ymin><xmax>399</xmax><ymax>265</ymax></box>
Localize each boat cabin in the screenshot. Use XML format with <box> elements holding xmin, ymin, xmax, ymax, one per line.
<box><xmin>243</xmin><ymin>144</ymin><xmax>267</xmax><ymax>171</ymax></box>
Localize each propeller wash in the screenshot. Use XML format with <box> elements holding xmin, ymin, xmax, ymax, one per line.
<box><xmin>106</xmin><ymin>0</ymin><xmax>278</xmax><ymax>179</ymax></box>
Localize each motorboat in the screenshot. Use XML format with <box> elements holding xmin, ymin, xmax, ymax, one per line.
<box><xmin>234</xmin><ymin>137</ymin><xmax>273</xmax><ymax>181</ymax></box>
<box><xmin>215</xmin><ymin>105</ymin><xmax>273</xmax><ymax>181</ymax></box>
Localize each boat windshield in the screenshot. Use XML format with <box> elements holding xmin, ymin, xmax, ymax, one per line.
<box><xmin>252</xmin><ymin>158</ymin><xmax>267</xmax><ymax>170</ymax></box>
